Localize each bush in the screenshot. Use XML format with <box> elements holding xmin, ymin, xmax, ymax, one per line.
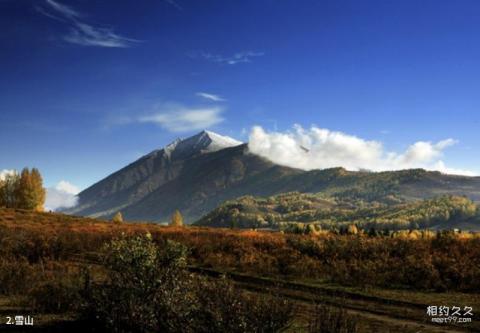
<box><xmin>0</xmin><ymin>258</ymin><xmax>37</xmax><ymax>295</ymax></box>
<box><xmin>29</xmin><ymin>277</ymin><xmax>84</xmax><ymax>313</ymax></box>
<box><xmin>83</xmin><ymin>234</ymin><xmax>294</xmax><ymax>333</ymax></box>
<box><xmin>195</xmin><ymin>277</ymin><xmax>294</xmax><ymax>333</ymax></box>
<box><xmin>307</xmin><ymin>303</ymin><xmax>358</xmax><ymax>333</ymax></box>
<box><xmin>83</xmin><ymin>234</ymin><xmax>190</xmax><ymax>332</ymax></box>
<box><xmin>112</xmin><ymin>212</ymin><xmax>123</xmax><ymax>223</ymax></box>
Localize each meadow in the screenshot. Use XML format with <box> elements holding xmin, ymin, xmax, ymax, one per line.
<box><xmin>0</xmin><ymin>208</ymin><xmax>479</xmax><ymax>332</ymax></box>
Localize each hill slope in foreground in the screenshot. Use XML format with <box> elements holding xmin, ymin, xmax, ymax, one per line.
<box><xmin>65</xmin><ymin>130</ymin><xmax>480</xmax><ymax>223</ymax></box>
<box><xmin>1</xmin><ymin>207</ymin><xmax>479</xmax><ymax>291</ymax></box>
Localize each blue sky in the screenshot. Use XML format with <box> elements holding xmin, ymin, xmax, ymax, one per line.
<box><xmin>1</xmin><ymin>0</ymin><xmax>480</xmax><ymax>195</ymax></box>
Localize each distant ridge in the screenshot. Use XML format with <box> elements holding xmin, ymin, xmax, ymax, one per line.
<box><xmin>65</xmin><ymin>130</ymin><xmax>480</xmax><ymax>223</ymax></box>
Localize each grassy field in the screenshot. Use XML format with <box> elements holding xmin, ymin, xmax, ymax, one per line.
<box><xmin>0</xmin><ymin>208</ymin><xmax>478</xmax><ymax>332</ymax></box>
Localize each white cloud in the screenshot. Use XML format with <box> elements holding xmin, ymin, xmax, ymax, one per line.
<box><xmin>65</xmin><ymin>22</ymin><xmax>139</xmax><ymax>48</ymax></box>
<box><xmin>45</xmin><ymin>0</ymin><xmax>81</xmax><ymax>19</ymax></box>
<box><xmin>432</xmin><ymin>161</ymin><xmax>477</xmax><ymax>177</ymax></box>
<box><xmin>248</xmin><ymin>125</ymin><xmax>476</xmax><ymax>176</ymax></box>
<box><xmin>37</xmin><ymin>0</ymin><xmax>139</xmax><ymax>48</ymax></box>
<box><xmin>196</xmin><ymin>92</ymin><xmax>226</xmax><ymax>102</ymax></box>
<box><xmin>0</xmin><ymin>169</ymin><xmax>16</xmax><ymax>181</ymax></box>
<box><xmin>45</xmin><ymin>180</ymin><xmax>79</xmax><ymax>211</ymax></box>
<box><xmin>138</xmin><ymin>103</ymin><xmax>224</xmax><ymax>132</ymax></box>
<box><xmin>196</xmin><ymin>51</ymin><xmax>264</xmax><ymax>65</ymax></box>
<box><xmin>139</xmin><ymin>104</ymin><xmax>225</xmax><ymax>132</ymax></box>
<box><xmin>108</xmin><ymin>96</ymin><xmax>227</xmax><ymax>132</ymax></box>
<box><xmin>55</xmin><ymin>180</ymin><xmax>80</xmax><ymax>194</ymax></box>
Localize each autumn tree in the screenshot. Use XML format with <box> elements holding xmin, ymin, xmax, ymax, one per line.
<box><xmin>170</xmin><ymin>210</ymin><xmax>184</xmax><ymax>226</ymax></box>
<box><xmin>16</xmin><ymin>168</ymin><xmax>46</xmax><ymax>211</ymax></box>
<box><xmin>30</xmin><ymin>168</ymin><xmax>46</xmax><ymax>211</ymax></box>
<box><xmin>0</xmin><ymin>168</ymin><xmax>45</xmax><ymax>211</ymax></box>
<box><xmin>347</xmin><ymin>224</ymin><xmax>358</xmax><ymax>235</ymax></box>
<box><xmin>112</xmin><ymin>211</ymin><xmax>123</xmax><ymax>223</ymax></box>
<box><xmin>0</xmin><ymin>172</ymin><xmax>19</xmax><ymax>208</ymax></box>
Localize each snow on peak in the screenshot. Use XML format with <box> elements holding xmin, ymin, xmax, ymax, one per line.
<box><xmin>179</xmin><ymin>130</ymin><xmax>242</xmax><ymax>153</ymax></box>
<box><xmin>164</xmin><ymin>138</ymin><xmax>182</xmax><ymax>156</ymax></box>
<box><xmin>200</xmin><ymin>130</ymin><xmax>243</xmax><ymax>150</ymax></box>
<box><xmin>154</xmin><ymin>130</ymin><xmax>242</xmax><ymax>159</ymax></box>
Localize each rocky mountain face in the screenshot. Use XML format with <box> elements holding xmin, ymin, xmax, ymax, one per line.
<box><xmin>66</xmin><ymin>131</ymin><xmax>300</xmax><ymax>222</ymax></box>
<box><xmin>66</xmin><ymin>130</ymin><xmax>480</xmax><ymax>223</ymax></box>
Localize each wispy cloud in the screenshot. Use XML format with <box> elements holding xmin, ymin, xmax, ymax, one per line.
<box><xmin>196</xmin><ymin>92</ymin><xmax>226</xmax><ymax>102</ymax></box>
<box><xmin>164</xmin><ymin>0</ymin><xmax>182</xmax><ymax>10</ymax></box>
<box><xmin>65</xmin><ymin>22</ymin><xmax>139</xmax><ymax>48</ymax></box>
<box><xmin>248</xmin><ymin>125</ymin><xmax>476</xmax><ymax>176</ymax></box>
<box><xmin>140</xmin><ymin>104</ymin><xmax>225</xmax><ymax>132</ymax></box>
<box><xmin>44</xmin><ymin>0</ymin><xmax>81</xmax><ymax>19</ymax></box>
<box><xmin>36</xmin><ymin>0</ymin><xmax>139</xmax><ymax>48</ymax></box>
<box><xmin>194</xmin><ymin>51</ymin><xmax>264</xmax><ymax>65</ymax></box>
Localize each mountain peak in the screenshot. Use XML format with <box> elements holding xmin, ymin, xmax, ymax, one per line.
<box><xmin>157</xmin><ymin>130</ymin><xmax>242</xmax><ymax>159</ymax></box>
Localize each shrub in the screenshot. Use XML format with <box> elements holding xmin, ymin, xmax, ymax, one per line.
<box><xmin>307</xmin><ymin>303</ymin><xmax>358</xmax><ymax>333</ymax></box>
<box><xmin>29</xmin><ymin>276</ymin><xmax>84</xmax><ymax>313</ymax></box>
<box><xmin>83</xmin><ymin>234</ymin><xmax>294</xmax><ymax>333</ymax></box>
<box><xmin>112</xmin><ymin>212</ymin><xmax>123</xmax><ymax>223</ymax></box>
<box><xmin>194</xmin><ymin>277</ymin><xmax>294</xmax><ymax>333</ymax></box>
<box><xmin>0</xmin><ymin>258</ymin><xmax>37</xmax><ymax>295</ymax></box>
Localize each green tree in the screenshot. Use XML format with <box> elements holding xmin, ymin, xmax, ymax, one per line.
<box><xmin>84</xmin><ymin>235</ymin><xmax>294</xmax><ymax>333</ymax></box>
<box><xmin>84</xmin><ymin>235</ymin><xmax>191</xmax><ymax>332</ymax></box>
<box><xmin>170</xmin><ymin>210</ymin><xmax>184</xmax><ymax>226</ymax></box>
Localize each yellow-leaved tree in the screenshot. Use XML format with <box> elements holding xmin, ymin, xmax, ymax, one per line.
<box><xmin>17</xmin><ymin>168</ymin><xmax>46</xmax><ymax>211</ymax></box>
<box><xmin>112</xmin><ymin>212</ymin><xmax>123</xmax><ymax>223</ymax></box>
<box><xmin>0</xmin><ymin>168</ymin><xmax>45</xmax><ymax>211</ymax></box>
<box><xmin>170</xmin><ymin>210</ymin><xmax>184</xmax><ymax>226</ymax></box>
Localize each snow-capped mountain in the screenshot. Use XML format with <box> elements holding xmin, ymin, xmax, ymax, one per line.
<box><xmin>65</xmin><ymin>130</ymin><xmax>480</xmax><ymax>224</ymax></box>
<box><xmin>150</xmin><ymin>130</ymin><xmax>242</xmax><ymax>160</ymax></box>
<box><xmin>65</xmin><ymin>130</ymin><xmax>283</xmax><ymax>222</ymax></box>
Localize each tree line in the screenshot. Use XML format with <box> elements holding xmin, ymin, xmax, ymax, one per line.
<box><xmin>0</xmin><ymin>168</ymin><xmax>45</xmax><ymax>211</ymax></box>
<box><xmin>197</xmin><ymin>192</ymin><xmax>479</xmax><ymax>231</ymax></box>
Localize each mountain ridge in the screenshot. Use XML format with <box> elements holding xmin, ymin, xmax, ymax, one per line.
<box><xmin>66</xmin><ymin>130</ymin><xmax>480</xmax><ymax>223</ymax></box>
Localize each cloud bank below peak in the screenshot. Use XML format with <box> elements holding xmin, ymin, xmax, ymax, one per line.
<box><xmin>45</xmin><ymin>180</ymin><xmax>79</xmax><ymax>211</ymax></box>
<box><xmin>248</xmin><ymin>125</ymin><xmax>476</xmax><ymax>176</ymax></box>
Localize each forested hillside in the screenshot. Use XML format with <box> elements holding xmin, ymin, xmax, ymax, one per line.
<box><xmin>196</xmin><ymin>193</ymin><xmax>480</xmax><ymax>231</ymax></box>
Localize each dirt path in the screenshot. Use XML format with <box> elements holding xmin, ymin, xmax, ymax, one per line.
<box><xmin>191</xmin><ymin>267</ymin><xmax>476</xmax><ymax>333</ymax></box>
<box><xmin>66</xmin><ymin>256</ymin><xmax>478</xmax><ymax>333</ymax></box>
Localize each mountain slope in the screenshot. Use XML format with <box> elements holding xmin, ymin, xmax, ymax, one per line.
<box><xmin>66</xmin><ymin>131</ymin><xmax>304</xmax><ymax>222</ymax></box>
<box><xmin>195</xmin><ymin>192</ymin><xmax>480</xmax><ymax>231</ymax></box>
<box><xmin>67</xmin><ymin>130</ymin><xmax>480</xmax><ymax>223</ymax></box>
